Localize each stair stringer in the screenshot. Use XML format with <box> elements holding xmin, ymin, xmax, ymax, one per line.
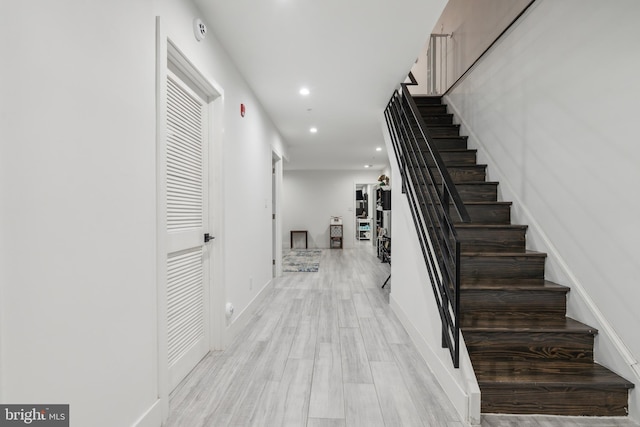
<box><xmin>444</xmin><ymin>95</ymin><xmax>640</xmax><ymax>420</ymax></box>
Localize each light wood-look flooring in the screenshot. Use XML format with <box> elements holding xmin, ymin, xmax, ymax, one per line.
<box><xmin>166</xmin><ymin>245</ymin><xmax>639</xmax><ymax>427</ymax></box>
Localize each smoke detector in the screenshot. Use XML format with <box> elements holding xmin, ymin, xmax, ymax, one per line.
<box><xmin>193</xmin><ymin>18</ymin><xmax>207</xmax><ymax>42</ymax></box>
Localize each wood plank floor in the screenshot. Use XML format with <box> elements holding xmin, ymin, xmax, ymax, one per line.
<box><xmin>166</xmin><ymin>244</ymin><xmax>639</xmax><ymax>427</ymax></box>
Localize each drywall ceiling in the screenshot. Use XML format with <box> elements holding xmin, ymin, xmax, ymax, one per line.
<box><xmin>194</xmin><ymin>0</ymin><xmax>447</xmax><ymax>170</ymax></box>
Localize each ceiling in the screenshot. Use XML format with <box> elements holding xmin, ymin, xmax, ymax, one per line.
<box><xmin>194</xmin><ymin>0</ymin><xmax>447</xmax><ymax>171</ymax></box>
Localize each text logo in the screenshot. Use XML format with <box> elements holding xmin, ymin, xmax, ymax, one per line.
<box><xmin>0</xmin><ymin>405</ymin><xmax>68</xmax><ymax>426</ymax></box>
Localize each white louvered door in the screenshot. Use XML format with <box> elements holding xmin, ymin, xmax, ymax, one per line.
<box><xmin>165</xmin><ymin>70</ymin><xmax>210</xmax><ymax>390</ymax></box>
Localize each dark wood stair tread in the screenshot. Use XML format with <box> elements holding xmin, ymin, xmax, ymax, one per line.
<box><xmin>421</xmin><ymin>149</ymin><xmax>476</xmax><ymax>154</ymax></box>
<box><xmin>474</xmin><ymin>361</ymin><xmax>634</xmax><ymax>389</ymax></box>
<box><xmin>427</xmin><ymin>201</ymin><xmax>511</xmax><ymax>207</ymax></box>
<box><xmin>413</xmin><ymin>164</ymin><xmax>487</xmax><ymax>169</ymax></box>
<box><xmin>462</xmin><ymin>317</ymin><xmax>595</xmax><ymax>333</ymax></box>
<box><xmin>460</xmin><ymin>281</ymin><xmax>569</xmax><ymax>326</ymax></box>
<box><xmin>418</xmin><ymin>104</ymin><xmax>447</xmax><ymax>111</ymax></box>
<box><xmin>427</xmin><ymin>124</ymin><xmax>459</xmax><ymax>128</ymax></box>
<box><xmin>428</xmin><ymin>135</ymin><xmax>467</xmax><ymax>141</ymax></box>
<box><xmin>413</xmin><ymin>95</ymin><xmax>443</xmax><ymax>103</ymax></box>
<box><xmin>419</xmin><ymin>150</ymin><xmax>478</xmax><ymax>166</ymax></box>
<box><xmin>446</xmin><ymin>202</ymin><xmax>512</xmax><ymax>225</ymax></box>
<box><xmin>464</xmin><ymin>201</ymin><xmax>511</xmax><ymax>206</ymax></box>
<box><xmin>454</xmin><ymin>224</ymin><xmax>528</xmax><ymax>252</ymax></box>
<box><xmin>456</xmin><ymin>181</ymin><xmax>499</xmax><ymax>185</ymax></box>
<box><xmin>436</xmin><ymin>224</ymin><xmax>526</xmax><ymax>233</ymax></box>
<box><xmin>422</xmin><ymin>115</ymin><xmax>453</xmax><ymax>122</ymax></box>
<box><xmin>455</xmin><ymin>224</ymin><xmax>527</xmax><ymax>230</ymax></box>
<box><xmin>461</xmin><ymin>280</ymin><xmax>568</xmax><ymax>291</ymax></box>
<box><xmin>423</xmin><ymin>136</ymin><xmax>468</xmax><ymax>150</ymax></box>
<box><xmin>423</xmin><ymin>181</ymin><xmax>499</xmax><ymax>188</ymax></box>
<box><xmin>461</xmin><ymin>250</ymin><xmax>546</xmax><ymax>257</ymax></box>
<box><xmin>417</xmin><ymin>165</ymin><xmax>488</xmax><ymax>185</ymax></box>
<box><xmin>421</xmin><ymin>181</ymin><xmax>499</xmax><ymax>192</ymax></box>
<box><xmin>460</xmin><ymin>251</ymin><xmax>546</xmax><ymax>284</ymax></box>
<box><xmin>436</xmin><ymin>149</ymin><xmax>477</xmax><ymax>155</ymax></box>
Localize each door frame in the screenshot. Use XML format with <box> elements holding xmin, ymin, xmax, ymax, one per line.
<box><xmin>272</xmin><ymin>151</ymin><xmax>283</xmax><ymax>277</ymax></box>
<box><xmin>353</xmin><ymin>181</ymin><xmax>380</xmax><ymax>247</ymax></box>
<box><xmin>155</xmin><ymin>18</ymin><xmax>226</xmax><ymax>420</ymax></box>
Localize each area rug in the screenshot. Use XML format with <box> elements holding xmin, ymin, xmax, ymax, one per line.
<box><xmin>282</xmin><ymin>249</ymin><xmax>322</xmax><ymax>272</ymax></box>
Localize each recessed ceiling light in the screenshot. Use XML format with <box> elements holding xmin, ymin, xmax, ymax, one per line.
<box><xmin>364</xmin><ymin>164</ymin><xmax>372</xmax><ymax>168</ymax></box>
<box><xmin>299</xmin><ymin>87</ymin><xmax>310</xmax><ymax>96</ymax></box>
<box><xmin>309</xmin><ymin>127</ymin><xmax>318</xmax><ymax>133</ymax></box>
<box><xmin>376</xmin><ymin>147</ymin><xmax>382</xmax><ymax>151</ymax></box>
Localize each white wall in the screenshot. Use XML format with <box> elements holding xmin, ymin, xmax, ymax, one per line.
<box><xmin>0</xmin><ymin>0</ymin><xmax>286</xmax><ymax>426</ymax></box>
<box><xmin>283</xmin><ymin>170</ymin><xmax>382</xmax><ymax>249</ymax></box>
<box><xmin>446</xmin><ymin>0</ymin><xmax>640</xmax><ymax>420</ymax></box>
<box><xmin>157</xmin><ymin>0</ymin><xmax>288</xmax><ymax>334</ymax></box>
<box><xmin>0</xmin><ymin>2</ymin><xmax>158</xmax><ymax>426</ymax></box>
<box><xmin>383</xmin><ymin>126</ymin><xmax>481</xmax><ymax>424</ymax></box>
<box><xmin>409</xmin><ymin>0</ymin><xmax>531</xmax><ymax>95</ymax></box>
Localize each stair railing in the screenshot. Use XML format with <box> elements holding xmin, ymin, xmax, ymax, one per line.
<box><xmin>384</xmin><ymin>78</ymin><xmax>470</xmax><ymax>368</ymax></box>
<box><xmin>427</xmin><ymin>33</ymin><xmax>451</xmax><ymax>95</ymax></box>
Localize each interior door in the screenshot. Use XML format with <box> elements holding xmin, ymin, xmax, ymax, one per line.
<box><xmin>165</xmin><ymin>69</ymin><xmax>210</xmax><ymax>390</ymax></box>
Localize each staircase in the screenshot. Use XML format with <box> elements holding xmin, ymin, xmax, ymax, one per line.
<box><xmin>413</xmin><ymin>95</ymin><xmax>634</xmax><ymax>416</ymax></box>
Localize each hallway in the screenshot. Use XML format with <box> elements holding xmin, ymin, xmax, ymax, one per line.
<box><xmin>166</xmin><ymin>247</ymin><xmax>639</xmax><ymax>427</ymax></box>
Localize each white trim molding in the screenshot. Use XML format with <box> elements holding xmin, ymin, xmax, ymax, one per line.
<box><xmin>224</xmin><ymin>279</ymin><xmax>275</xmax><ymax>346</ymax></box>
<box><xmin>390</xmin><ymin>295</ymin><xmax>481</xmax><ymax>425</ymax></box>
<box><xmin>132</xmin><ymin>400</ymin><xmax>162</xmax><ymax>427</ymax></box>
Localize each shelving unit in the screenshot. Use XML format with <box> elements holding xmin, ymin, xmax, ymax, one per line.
<box><xmin>356</xmin><ymin>192</ymin><xmax>367</xmax><ymax>218</ymax></box>
<box><xmin>329</xmin><ymin>216</ymin><xmax>344</xmax><ymax>249</ymax></box>
<box><xmin>376</xmin><ymin>186</ymin><xmax>391</xmax><ymax>261</ymax></box>
<box><xmin>330</xmin><ymin>224</ymin><xmax>343</xmax><ymax>249</ymax></box>
<box><xmin>376</xmin><ymin>187</ymin><xmax>391</xmax><ymax>234</ymax></box>
<box><xmin>356</xmin><ymin>219</ymin><xmax>371</xmax><ymax>240</ymax></box>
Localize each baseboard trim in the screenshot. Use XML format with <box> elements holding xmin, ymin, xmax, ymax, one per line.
<box><xmin>224</xmin><ymin>278</ymin><xmax>274</xmax><ymax>346</ymax></box>
<box><xmin>132</xmin><ymin>399</ymin><xmax>162</xmax><ymax>427</ymax></box>
<box><xmin>389</xmin><ymin>294</ymin><xmax>481</xmax><ymax>425</ymax></box>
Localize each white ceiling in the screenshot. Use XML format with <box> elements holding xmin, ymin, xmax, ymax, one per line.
<box><xmin>194</xmin><ymin>0</ymin><xmax>447</xmax><ymax>170</ymax></box>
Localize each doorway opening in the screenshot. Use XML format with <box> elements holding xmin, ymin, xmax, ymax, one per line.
<box><xmin>354</xmin><ymin>182</ymin><xmax>377</xmax><ymax>250</ymax></box>
<box><xmin>354</xmin><ymin>181</ymin><xmax>391</xmax><ymax>260</ymax></box>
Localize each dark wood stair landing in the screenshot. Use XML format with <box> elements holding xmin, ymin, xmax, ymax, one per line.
<box><xmin>412</xmin><ymin>95</ymin><xmax>634</xmax><ymax>416</ymax></box>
